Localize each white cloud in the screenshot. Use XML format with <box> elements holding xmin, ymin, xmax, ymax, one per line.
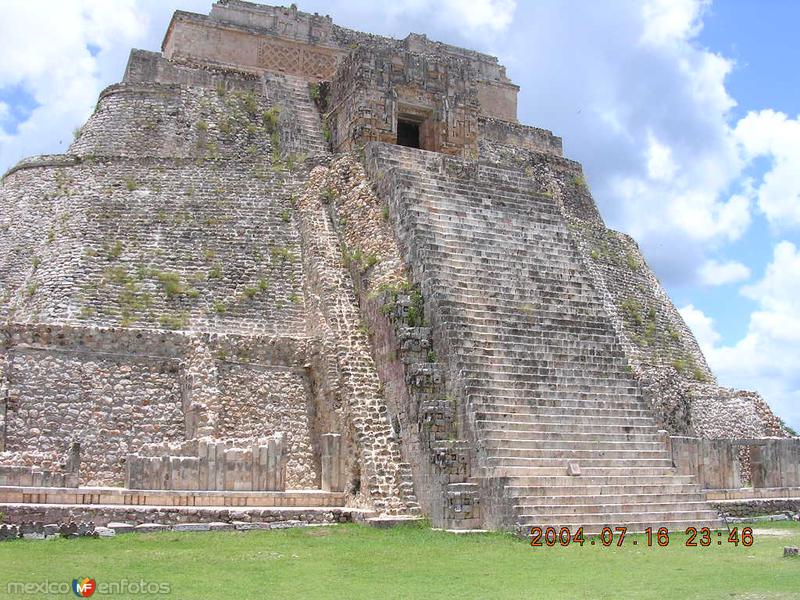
<box><xmin>0</xmin><ymin>101</ymin><xmax>8</xmax><ymax>123</ymax></box>
<box><xmin>679</xmin><ymin>303</ymin><xmax>720</xmax><ymax>350</ymax></box>
<box><xmin>698</xmin><ymin>259</ymin><xmax>751</xmax><ymax>286</ymax></box>
<box><xmin>641</xmin><ymin>0</ymin><xmax>708</xmax><ymax>46</ymax></box>
<box><xmin>383</xmin><ymin>0</ymin><xmax>516</xmax><ymax>36</ymax></box>
<box><xmin>682</xmin><ymin>242</ymin><xmax>800</xmax><ymax>430</ymax></box>
<box><xmin>0</xmin><ymin>0</ymin><xmax>150</xmax><ymax>171</ymax></box>
<box><xmin>735</xmin><ymin>109</ymin><xmax>800</xmax><ymax>228</ymax></box>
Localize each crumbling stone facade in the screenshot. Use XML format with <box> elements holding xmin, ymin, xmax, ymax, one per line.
<box><xmin>0</xmin><ymin>0</ymin><xmax>794</xmax><ymax>530</ymax></box>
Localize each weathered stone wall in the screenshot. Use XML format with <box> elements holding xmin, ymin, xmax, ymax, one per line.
<box><xmin>294</xmin><ymin>163</ymin><xmax>419</xmax><ymax>516</ymax></box>
<box><xmin>0</xmin><ymin>78</ymin><xmax>305</xmax><ymax>335</ymax></box>
<box><xmin>478</xmin><ymin>117</ymin><xmax>562</xmax><ymax>157</ymax></box>
<box><xmin>328</xmin><ymin>45</ymin><xmax>481</xmax><ymax>158</ymax></box>
<box><xmin>5</xmin><ymin>350</ymin><xmax>184</xmax><ymax>486</ymax></box>
<box><xmin>163</xmin><ymin>8</ymin><xmax>342</xmax><ymax>82</ymax></box>
<box><xmin>216</xmin><ymin>363</ymin><xmax>316</xmax><ymax>487</ymax></box>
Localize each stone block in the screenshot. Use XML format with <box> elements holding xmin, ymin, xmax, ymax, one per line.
<box><xmin>321</xmin><ymin>433</ymin><xmax>343</xmax><ymax>492</ymax></box>
<box><xmin>108</xmin><ymin>522</ymin><xmax>136</xmax><ymax>534</ymax></box>
<box><xmin>173</xmin><ymin>522</ymin><xmax>211</xmax><ymax>532</ymax></box>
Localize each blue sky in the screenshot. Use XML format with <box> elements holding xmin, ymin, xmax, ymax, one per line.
<box><xmin>0</xmin><ymin>0</ymin><xmax>798</xmax><ymax>429</ymax></box>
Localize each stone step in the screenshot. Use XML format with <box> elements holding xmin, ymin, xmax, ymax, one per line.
<box><xmin>475</xmin><ymin>411</ymin><xmax>655</xmax><ymax>427</ymax></box>
<box><xmin>519</xmin><ymin>509</ymin><xmax>720</xmax><ymax>526</ymax></box>
<box><xmin>518</xmin><ymin>501</ymin><xmax>715</xmax><ymax>516</ymax></box>
<box><xmin>471</xmin><ymin>403</ymin><xmax>650</xmax><ymax>417</ymax></box>
<box><xmin>465</xmin><ymin>386</ymin><xmax>642</xmax><ymax>401</ymax></box>
<box><xmin>484</xmin><ymin>456</ymin><xmax>674</xmax><ymax>469</ymax></box>
<box><xmin>481</xmin><ymin>438</ymin><xmax>666</xmax><ymax>451</ymax></box>
<box><xmin>507</xmin><ymin>486</ymin><xmax>704</xmax><ymax>500</ymax></box>
<box><xmin>488</xmin><ymin>465</ymin><xmax>679</xmax><ymax>477</ymax></box>
<box><xmin>500</xmin><ymin>474</ymin><xmax>699</xmax><ymax>487</ymax></box>
<box><xmin>513</xmin><ymin>494</ymin><xmax>707</xmax><ymax>509</ymax></box>
<box><xmin>482</xmin><ymin>446</ymin><xmax>670</xmax><ymax>460</ymax></box>
<box><xmin>521</xmin><ymin>518</ymin><xmax>723</xmax><ymax>535</ymax></box>
<box><xmin>477</xmin><ymin>430</ymin><xmax>661</xmax><ymax>444</ymax></box>
<box><xmin>475</xmin><ymin>420</ymin><xmax>658</xmax><ymax>436</ymax></box>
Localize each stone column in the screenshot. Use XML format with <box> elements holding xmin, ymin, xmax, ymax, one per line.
<box><xmin>750</xmin><ymin>442</ymin><xmax>768</xmax><ymax>488</ymax></box>
<box><xmin>321</xmin><ymin>433</ymin><xmax>343</xmax><ymax>492</ymax></box>
<box><xmin>64</xmin><ymin>442</ymin><xmax>81</xmax><ymax>488</ymax></box>
<box><xmin>0</xmin><ymin>395</ymin><xmax>6</xmax><ymax>453</ymax></box>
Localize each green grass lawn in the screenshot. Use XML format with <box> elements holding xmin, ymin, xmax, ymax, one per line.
<box><xmin>0</xmin><ymin>521</ymin><xmax>798</xmax><ymax>599</ymax></box>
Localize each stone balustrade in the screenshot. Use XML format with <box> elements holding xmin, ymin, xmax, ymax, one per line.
<box><xmin>126</xmin><ymin>436</ymin><xmax>287</xmax><ymax>492</ymax></box>
<box><xmin>669</xmin><ymin>435</ymin><xmax>800</xmax><ymax>489</ymax></box>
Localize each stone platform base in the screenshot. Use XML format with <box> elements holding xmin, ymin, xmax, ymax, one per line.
<box><xmin>0</xmin><ymin>502</ymin><xmax>370</xmax><ymax>526</ymax></box>
<box><xmin>705</xmin><ymin>487</ymin><xmax>800</xmax><ymax>518</ymax></box>
<box><xmin>0</xmin><ymin>485</ymin><xmax>344</xmax><ymax>508</ymax></box>
<box><xmin>360</xmin><ymin>515</ymin><xmax>425</xmax><ymax>528</ymax></box>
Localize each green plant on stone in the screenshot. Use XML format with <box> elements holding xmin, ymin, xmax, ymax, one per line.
<box><xmin>107</xmin><ymin>240</ymin><xmax>123</xmax><ymax>260</ymax></box>
<box><xmin>26</xmin><ymin>283</ymin><xmax>39</xmax><ymax>297</ymax></box>
<box><xmin>289</xmin><ymin>293</ymin><xmax>301</xmax><ymax>304</ymax></box>
<box><xmin>280</xmin><ymin>209</ymin><xmax>292</xmax><ymax>223</ymax></box>
<box><xmin>31</xmin><ymin>256</ymin><xmax>41</xmax><ymax>271</ymax></box>
<box><xmin>262</xmin><ymin>107</ymin><xmax>280</xmax><ymax>133</ymax></box>
<box><xmin>156</xmin><ymin>271</ymin><xmax>187</xmax><ymax>298</ymax></box>
<box><xmin>219</xmin><ymin>119</ymin><xmax>234</xmax><ymax>136</ymax></box>
<box><xmin>244</xmin><ymin>287</ymin><xmax>259</xmax><ymax>300</ymax></box>
<box><xmin>196</xmin><ymin>119</ymin><xmax>209</xmax><ymax>132</ymax></box>
<box><xmin>124</xmin><ymin>178</ymin><xmax>139</xmax><ymax>192</ymax></box>
<box><xmin>240</xmin><ymin>91</ymin><xmax>259</xmax><ymax>117</ymax></box>
<box><xmin>626</xmin><ymin>252</ymin><xmax>639</xmax><ymax>271</ymax></box>
<box><xmin>692</xmin><ymin>367</ymin><xmax>709</xmax><ymax>383</ymax></box>
<box><xmin>620</xmin><ymin>297</ymin><xmax>643</xmax><ymax>327</ymax></box>
<box><xmin>671</xmin><ymin>357</ymin><xmax>689</xmax><ymax>374</ymax></box>
<box><xmin>258</xmin><ymin>278</ymin><xmax>269</xmax><ymax>292</ymax></box>
<box><xmin>212</xmin><ymin>301</ymin><xmax>227</xmax><ymax>314</ymax></box>
<box><xmin>158</xmin><ymin>312</ymin><xmax>188</xmax><ymax>330</ymax></box>
<box><xmin>104</xmin><ymin>266</ymin><xmax>131</xmax><ymax>285</ymax></box>
<box><xmin>271</xmin><ymin>246</ymin><xmax>295</xmax><ymax>263</ymax></box>
<box><xmin>209</xmin><ymin>265</ymin><xmax>223</xmax><ymax>279</ymax></box>
<box><xmin>572</xmin><ymin>174</ymin><xmax>588</xmax><ymax>190</ymax></box>
<box><xmin>427</xmin><ymin>350</ymin><xmax>437</xmax><ymax>363</ymax></box>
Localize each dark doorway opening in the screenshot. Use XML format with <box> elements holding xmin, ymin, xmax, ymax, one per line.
<box><xmin>397</xmin><ymin>119</ymin><xmax>421</xmax><ymax>148</ymax></box>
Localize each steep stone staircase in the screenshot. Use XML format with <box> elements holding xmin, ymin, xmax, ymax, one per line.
<box><xmin>368</xmin><ymin>143</ymin><xmax>721</xmax><ymax>533</ymax></box>
<box><xmin>263</xmin><ymin>73</ymin><xmax>329</xmax><ymax>158</ymax></box>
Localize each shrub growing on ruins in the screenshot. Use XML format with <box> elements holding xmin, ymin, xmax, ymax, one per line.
<box><xmin>155</xmin><ymin>271</ymin><xmax>187</xmax><ymax>298</ymax></box>
<box><xmin>244</xmin><ymin>287</ymin><xmax>259</xmax><ymax>299</ymax></box>
<box><xmin>262</xmin><ymin>107</ymin><xmax>280</xmax><ymax>133</ymax></box>
<box><xmin>158</xmin><ymin>313</ymin><xmax>188</xmax><ymax>330</ymax></box>
<box><xmin>270</xmin><ymin>246</ymin><xmax>295</xmax><ymax>263</ymax></box>
<box><xmin>209</xmin><ymin>265</ymin><xmax>223</xmax><ymax>279</ymax></box>
<box><xmin>212</xmin><ymin>301</ymin><xmax>227</xmax><ymax>314</ymax></box>
<box><xmin>620</xmin><ymin>298</ymin><xmax>643</xmax><ymax>326</ymax></box>
<box><xmin>124</xmin><ymin>178</ymin><xmax>139</xmax><ymax>192</ymax></box>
